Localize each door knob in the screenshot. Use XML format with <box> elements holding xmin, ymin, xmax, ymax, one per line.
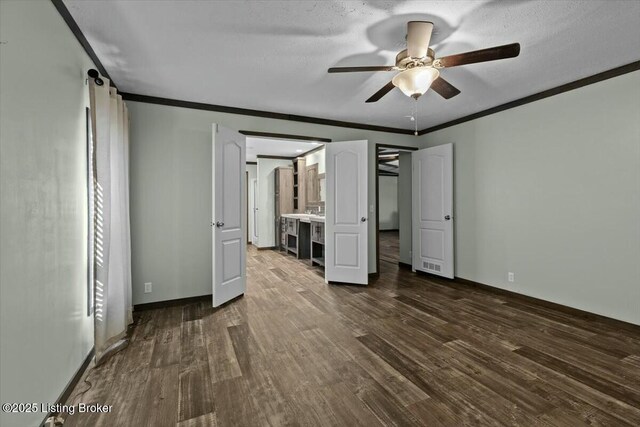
<box><xmin>361</xmin><ymin>217</ymin><xmax>367</xmax><ymax>222</ymax></box>
<box><xmin>216</xmin><ymin>221</ymin><xmax>225</xmax><ymax>227</ymax></box>
<box><xmin>444</xmin><ymin>215</ymin><xmax>451</xmax><ymax>221</ymax></box>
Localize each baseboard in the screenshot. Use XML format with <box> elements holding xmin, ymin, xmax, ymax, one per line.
<box><xmin>257</xmin><ymin>246</ymin><xmax>277</xmax><ymax>251</ymax></box>
<box><xmin>330</xmin><ymin>280</ymin><xmax>370</xmax><ymax>286</ymax></box>
<box><xmin>449</xmin><ymin>276</ymin><xmax>640</xmax><ymax>332</ymax></box>
<box><xmin>398</xmin><ymin>261</ymin><xmax>412</xmax><ymax>270</ymax></box>
<box><xmin>379</xmin><ymin>229</ymin><xmax>399</xmax><ymax>232</ymax></box>
<box><xmin>134</xmin><ymin>294</ymin><xmax>212</xmax><ymax>311</ymax></box>
<box><xmin>40</xmin><ymin>347</ymin><xmax>94</xmax><ymax>427</ymax></box>
<box><xmin>95</xmin><ymin>338</ymin><xmax>129</xmax><ymax>367</ymax></box>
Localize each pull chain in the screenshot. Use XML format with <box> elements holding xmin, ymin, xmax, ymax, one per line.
<box><xmin>414</xmin><ymin>98</ymin><xmax>419</xmax><ymax>136</ymax></box>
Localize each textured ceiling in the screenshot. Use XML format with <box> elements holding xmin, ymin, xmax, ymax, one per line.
<box><xmin>64</xmin><ymin>0</ymin><xmax>640</xmax><ymax>131</ymax></box>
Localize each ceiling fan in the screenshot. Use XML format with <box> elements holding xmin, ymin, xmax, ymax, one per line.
<box><xmin>328</xmin><ymin>21</ymin><xmax>521</xmax><ymax>103</ymax></box>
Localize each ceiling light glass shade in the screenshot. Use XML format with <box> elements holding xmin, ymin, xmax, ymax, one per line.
<box><xmin>392</xmin><ymin>67</ymin><xmax>440</xmax><ymax>99</ymax></box>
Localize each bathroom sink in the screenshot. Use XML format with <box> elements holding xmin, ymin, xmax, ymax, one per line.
<box><xmin>281</xmin><ymin>213</ymin><xmax>325</xmax><ymax>222</ymax></box>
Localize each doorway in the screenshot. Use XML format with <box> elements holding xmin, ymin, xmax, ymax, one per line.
<box><xmin>249</xmin><ymin>177</ymin><xmax>258</xmax><ymax>244</ymax></box>
<box><xmin>375</xmin><ymin>144</ymin><xmax>417</xmax><ymax>273</ymax></box>
<box><xmin>245</xmin><ymin>135</ymin><xmax>326</xmax><ymax>250</ymax></box>
<box><xmin>213</xmin><ymin>126</ymin><xmax>373</xmax><ymax>307</ymax></box>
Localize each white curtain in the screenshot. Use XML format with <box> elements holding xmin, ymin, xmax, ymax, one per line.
<box><xmin>89</xmin><ymin>78</ymin><xmax>133</xmax><ymax>364</ymax></box>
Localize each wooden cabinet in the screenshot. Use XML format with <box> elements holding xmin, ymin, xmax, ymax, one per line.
<box><xmin>274</xmin><ymin>167</ymin><xmax>294</xmax><ymax>247</ymax></box>
<box><xmin>279</xmin><ymin>217</ymin><xmax>287</xmax><ymax>251</ymax></box>
<box><xmin>293</xmin><ymin>158</ymin><xmax>306</xmax><ymax>212</ymax></box>
<box><xmin>281</xmin><ymin>215</ymin><xmax>324</xmax><ymax>268</ymax></box>
<box><xmin>311</xmin><ymin>221</ymin><xmax>324</xmax><ymax>244</ymax></box>
<box><xmin>283</xmin><ymin>218</ymin><xmax>310</xmax><ymax>259</ymax></box>
<box><xmin>286</xmin><ymin>218</ymin><xmax>297</xmax><ymax>235</ymax></box>
<box><xmin>310</xmin><ymin>221</ymin><xmax>325</xmax><ymax>267</ymax></box>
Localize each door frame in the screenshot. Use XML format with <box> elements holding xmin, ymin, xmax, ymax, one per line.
<box><xmin>246</xmin><ymin>171</ymin><xmax>249</xmax><ymax>242</ymax></box>
<box><xmin>375</xmin><ymin>143</ymin><xmax>418</xmax><ymax>274</ymax></box>
<box><xmin>241</xmin><ymin>130</ymin><xmax>331</xmax><ymax>251</ymax></box>
<box><xmin>250</xmin><ymin>177</ymin><xmax>259</xmax><ymax>244</ymax></box>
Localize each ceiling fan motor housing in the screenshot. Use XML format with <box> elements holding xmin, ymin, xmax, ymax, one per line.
<box><xmin>396</xmin><ymin>48</ymin><xmax>435</xmax><ymax>70</ymax></box>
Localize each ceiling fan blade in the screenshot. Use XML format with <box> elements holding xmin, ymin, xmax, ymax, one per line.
<box><xmin>430</xmin><ymin>76</ymin><xmax>461</xmax><ymax>99</ymax></box>
<box><xmin>365</xmin><ymin>81</ymin><xmax>395</xmax><ymax>103</ymax></box>
<box><xmin>328</xmin><ymin>66</ymin><xmax>395</xmax><ymax>73</ymax></box>
<box><xmin>438</xmin><ymin>43</ymin><xmax>520</xmax><ymax>68</ymax></box>
<box><xmin>407</xmin><ymin>21</ymin><xmax>434</xmax><ymax>58</ymax></box>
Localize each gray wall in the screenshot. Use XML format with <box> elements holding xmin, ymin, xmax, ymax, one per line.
<box><xmin>398</xmin><ymin>152</ymin><xmax>413</xmax><ymax>265</ymax></box>
<box><xmin>424</xmin><ymin>70</ymin><xmax>640</xmax><ymax>325</ymax></box>
<box><xmin>128</xmin><ymin>101</ymin><xmax>421</xmax><ymax>304</ymax></box>
<box><xmin>246</xmin><ymin>164</ymin><xmax>257</xmax><ymax>243</ymax></box>
<box><xmin>129</xmin><ymin>104</ymin><xmax>213</xmax><ymax>305</ymax></box>
<box><xmin>0</xmin><ymin>2</ymin><xmax>95</xmax><ymax>426</ymax></box>
<box><xmin>378</xmin><ymin>176</ymin><xmax>398</xmax><ymax>230</ymax></box>
<box><xmin>256</xmin><ymin>158</ymin><xmax>292</xmax><ymax>248</ymax></box>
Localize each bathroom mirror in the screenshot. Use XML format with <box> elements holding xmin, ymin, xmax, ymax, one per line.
<box><xmin>318</xmin><ymin>173</ymin><xmax>325</xmax><ymax>202</ymax></box>
<box><xmin>306</xmin><ymin>164</ymin><xmax>319</xmax><ymax>202</ymax></box>
<box><xmin>306</xmin><ymin>164</ymin><xmax>325</xmax><ymax>207</ymax></box>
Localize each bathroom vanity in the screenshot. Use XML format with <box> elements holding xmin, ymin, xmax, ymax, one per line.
<box><xmin>280</xmin><ymin>213</ymin><xmax>325</xmax><ymax>267</ymax></box>
<box><xmin>270</xmin><ymin>148</ymin><xmax>326</xmax><ymax>268</ymax></box>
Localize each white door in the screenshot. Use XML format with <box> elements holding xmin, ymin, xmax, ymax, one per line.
<box><xmin>412</xmin><ymin>143</ymin><xmax>454</xmax><ymax>278</ymax></box>
<box><xmin>212</xmin><ymin>124</ymin><xmax>246</xmax><ymax>307</ymax></box>
<box><xmin>326</xmin><ymin>140</ymin><xmax>368</xmax><ymax>285</ymax></box>
<box><xmin>251</xmin><ymin>178</ymin><xmax>259</xmax><ymax>243</ymax></box>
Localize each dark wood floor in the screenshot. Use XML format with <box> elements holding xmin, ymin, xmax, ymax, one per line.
<box><xmin>379</xmin><ymin>230</ymin><xmax>400</xmax><ymax>264</ymax></box>
<box><xmin>64</xmin><ymin>246</ymin><xmax>640</xmax><ymax>426</ymax></box>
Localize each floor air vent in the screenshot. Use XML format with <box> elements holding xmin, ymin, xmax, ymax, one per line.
<box><xmin>423</xmin><ymin>261</ymin><xmax>441</xmax><ymax>272</ymax></box>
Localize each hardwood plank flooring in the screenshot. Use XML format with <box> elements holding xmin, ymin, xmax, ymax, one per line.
<box><xmin>379</xmin><ymin>230</ymin><xmax>400</xmax><ymax>265</ymax></box>
<box><xmin>64</xmin><ymin>246</ymin><xmax>640</xmax><ymax>426</ymax></box>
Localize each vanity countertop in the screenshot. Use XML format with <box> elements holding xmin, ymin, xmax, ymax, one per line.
<box><xmin>282</xmin><ymin>213</ymin><xmax>325</xmax><ymax>223</ymax></box>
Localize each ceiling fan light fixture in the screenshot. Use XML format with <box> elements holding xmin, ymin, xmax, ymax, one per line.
<box><xmin>392</xmin><ymin>67</ymin><xmax>439</xmax><ymax>99</ymax></box>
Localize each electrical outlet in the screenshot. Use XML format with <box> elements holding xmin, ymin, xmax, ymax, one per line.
<box><xmin>508</xmin><ymin>272</ymin><xmax>515</xmax><ymax>283</ymax></box>
<box><xmin>144</xmin><ymin>282</ymin><xmax>152</xmax><ymax>293</ymax></box>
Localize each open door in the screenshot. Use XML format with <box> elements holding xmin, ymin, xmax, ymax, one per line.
<box><xmin>251</xmin><ymin>178</ymin><xmax>258</xmax><ymax>244</ymax></box>
<box><xmin>412</xmin><ymin>143</ymin><xmax>454</xmax><ymax>278</ymax></box>
<box><xmin>326</xmin><ymin>140</ymin><xmax>368</xmax><ymax>285</ymax></box>
<box><xmin>212</xmin><ymin>124</ymin><xmax>246</xmax><ymax>307</ymax></box>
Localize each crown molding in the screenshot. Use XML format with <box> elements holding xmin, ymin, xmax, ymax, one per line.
<box><xmin>51</xmin><ymin>0</ymin><xmax>118</xmax><ymax>89</ymax></box>
<box><xmin>50</xmin><ymin>0</ymin><xmax>415</xmax><ymax>135</ymax></box>
<box><xmin>239</xmin><ymin>130</ymin><xmax>331</xmax><ymax>143</ymax></box>
<box><xmin>256</xmin><ymin>155</ymin><xmax>295</xmax><ymax>160</ymax></box>
<box><xmin>419</xmin><ymin>60</ymin><xmax>640</xmax><ymax>135</ymax></box>
<box><xmin>52</xmin><ymin>0</ymin><xmax>639</xmax><ymax>138</ymax></box>
<box><xmin>299</xmin><ymin>143</ymin><xmax>326</xmax><ymax>158</ymax></box>
<box><xmin>121</xmin><ymin>93</ymin><xmax>416</xmax><ymax>135</ymax></box>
